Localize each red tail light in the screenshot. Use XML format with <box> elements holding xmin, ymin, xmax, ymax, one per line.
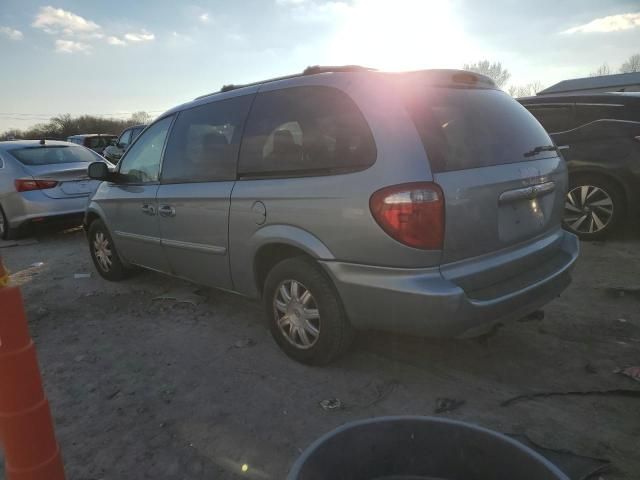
<box><xmin>370</xmin><ymin>182</ymin><xmax>445</xmax><ymax>250</ymax></box>
<box><xmin>14</xmin><ymin>179</ymin><xmax>58</xmax><ymax>192</ymax></box>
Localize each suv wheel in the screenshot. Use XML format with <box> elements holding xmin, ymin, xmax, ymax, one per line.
<box><xmin>564</xmin><ymin>174</ymin><xmax>625</xmax><ymax>240</ymax></box>
<box><xmin>263</xmin><ymin>257</ymin><xmax>354</xmax><ymax>365</ymax></box>
<box><xmin>88</xmin><ymin>219</ymin><xmax>132</xmax><ymax>281</ymax></box>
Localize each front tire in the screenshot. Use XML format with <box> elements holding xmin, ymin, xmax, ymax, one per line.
<box><xmin>563</xmin><ymin>174</ymin><xmax>625</xmax><ymax>240</ymax></box>
<box><xmin>88</xmin><ymin>219</ymin><xmax>131</xmax><ymax>281</ymax></box>
<box><xmin>263</xmin><ymin>257</ymin><xmax>354</xmax><ymax>365</ymax></box>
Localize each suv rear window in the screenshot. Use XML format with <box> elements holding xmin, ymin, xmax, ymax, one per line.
<box><xmin>10</xmin><ymin>145</ymin><xmax>98</xmax><ymax>165</ymax></box>
<box><xmin>404</xmin><ymin>88</ymin><xmax>555</xmax><ymax>172</ymax></box>
<box><xmin>238</xmin><ymin>86</ymin><xmax>376</xmax><ymax>177</ymax></box>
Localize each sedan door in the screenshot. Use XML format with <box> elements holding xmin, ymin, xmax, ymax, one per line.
<box><xmin>100</xmin><ymin>116</ymin><xmax>174</xmax><ymax>272</ymax></box>
<box><xmin>156</xmin><ymin>94</ymin><xmax>254</xmax><ymax>288</ymax></box>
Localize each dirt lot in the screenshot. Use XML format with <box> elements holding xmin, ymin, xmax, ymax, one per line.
<box><xmin>1</xmin><ymin>226</ymin><xmax>640</xmax><ymax>479</ymax></box>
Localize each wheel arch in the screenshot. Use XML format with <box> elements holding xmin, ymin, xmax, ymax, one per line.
<box><xmin>241</xmin><ymin>225</ymin><xmax>336</xmax><ymax>298</ymax></box>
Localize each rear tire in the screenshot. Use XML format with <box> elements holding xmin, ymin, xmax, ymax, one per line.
<box><xmin>88</xmin><ymin>219</ymin><xmax>132</xmax><ymax>281</ymax></box>
<box><xmin>263</xmin><ymin>256</ymin><xmax>354</xmax><ymax>365</ymax></box>
<box><xmin>0</xmin><ymin>205</ymin><xmax>16</xmax><ymax>240</ymax></box>
<box><xmin>564</xmin><ymin>174</ymin><xmax>625</xmax><ymax>240</ymax></box>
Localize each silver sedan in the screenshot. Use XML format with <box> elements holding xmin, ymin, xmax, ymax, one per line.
<box><xmin>0</xmin><ymin>140</ymin><xmax>109</xmax><ymax>239</ymax></box>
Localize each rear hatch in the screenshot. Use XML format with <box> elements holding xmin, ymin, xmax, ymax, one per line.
<box><xmin>9</xmin><ymin>145</ymin><xmax>101</xmax><ymax>199</ymax></box>
<box><xmin>401</xmin><ymin>79</ymin><xmax>567</xmax><ymax>265</ymax></box>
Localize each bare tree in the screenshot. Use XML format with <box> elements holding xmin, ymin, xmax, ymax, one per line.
<box><xmin>620</xmin><ymin>54</ymin><xmax>640</xmax><ymax>73</ymax></box>
<box><xmin>463</xmin><ymin>60</ymin><xmax>511</xmax><ymax>88</ymax></box>
<box><xmin>130</xmin><ymin>111</ymin><xmax>152</xmax><ymax>124</ymax></box>
<box><xmin>1</xmin><ymin>113</ymin><xmax>145</xmax><ymax>140</ymax></box>
<box><xmin>590</xmin><ymin>63</ymin><xmax>611</xmax><ymax>77</ymax></box>
<box><xmin>507</xmin><ymin>81</ymin><xmax>544</xmax><ymax>98</ymax></box>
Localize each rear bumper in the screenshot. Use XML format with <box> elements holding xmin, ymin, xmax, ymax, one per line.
<box><xmin>321</xmin><ymin>230</ymin><xmax>579</xmax><ymax>337</ymax></box>
<box><xmin>4</xmin><ymin>190</ymin><xmax>89</xmax><ymax>229</ymax></box>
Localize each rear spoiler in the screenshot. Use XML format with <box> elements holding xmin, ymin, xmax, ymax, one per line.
<box><xmin>398</xmin><ymin>69</ymin><xmax>497</xmax><ymax>89</ymax></box>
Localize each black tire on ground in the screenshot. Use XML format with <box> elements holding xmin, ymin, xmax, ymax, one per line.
<box><xmin>263</xmin><ymin>256</ymin><xmax>354</xmax><ymax>365</ymax></box>
<box><xmin>564</xmin><ymin>174</ymin><xmax>626</xmax><ymax>240</ymax></box>
<box><xmin>0</xmin><ymin>204</ymin><xmax>16</xmax><ymax>240</ymax></box>
<box><xmin>88</xmin><ymin>219</ymin><xmax>132</xmax><ymax>281</ymax></box>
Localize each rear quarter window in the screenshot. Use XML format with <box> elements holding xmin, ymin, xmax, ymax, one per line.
<box><xmin>238</xmin><ymin>86</ymin><xmax>376</xmax><ymax>177</ymax></box>
<box><xmin>404</xmin><ymin>88</ymin><xmax>556</xmax><ymax>172</ymax></box>
<box><xmin>9</xmin><ymin>145</ymin><xmax>98</xmax><ymax>165</ymax></box>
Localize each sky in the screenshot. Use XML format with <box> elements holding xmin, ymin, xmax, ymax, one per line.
<box><xmin>0</xmin><ymin>0</ymin><xmax>639</xmax><ymax>131</ymax></box>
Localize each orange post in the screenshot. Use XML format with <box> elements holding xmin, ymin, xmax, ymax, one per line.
<box><xmin>0</xmin><ymin>257</ymin><xmax>66</xmax><ymax>480</ymax></box>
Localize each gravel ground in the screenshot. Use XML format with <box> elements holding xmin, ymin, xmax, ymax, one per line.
<box><xmin>1</xmin><ymin>225</ymin><xmax>639</xmax><ymax>479</ymax></box>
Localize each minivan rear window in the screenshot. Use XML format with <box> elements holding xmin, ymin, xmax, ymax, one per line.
<box><xmin>403</xmin><ymin>88</ymin><xmax>555</xmax><ymax>172</ymax></box>
<box><xmin>10</xmin><ymin>145</ymin><xmax>98</xmax><ymax>165</ymax></box>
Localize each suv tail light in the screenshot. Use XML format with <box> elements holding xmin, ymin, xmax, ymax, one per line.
<box><xmin>370</xmin><ymin>182</ymin><xmax>444</xmax><ymax>250</ymax></box>
<box><xmin>14</xmin><ymin>179</ymin><xmax>59</xmax><ymax>192</ymax></box>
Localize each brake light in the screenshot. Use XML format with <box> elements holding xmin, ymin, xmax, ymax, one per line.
<box><xmin>370</xmin><ymin>182</ymin><xmax>444</xmax><ymax>250</ymax></box>
<box><xmin>14</xmin><ymin>179</ymin><xmax>58</xmax><ymax>192</ymax></box>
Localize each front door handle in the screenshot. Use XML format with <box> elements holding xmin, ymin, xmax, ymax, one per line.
<box><xmin>158</xmin><ymin>205</ymin><xmax>176</xmax><ymax>217</ymax></box>
<box><xmin>141</xmin><ymin>204</ymin><xmax>156</xmax><ymax>216</ymax></box>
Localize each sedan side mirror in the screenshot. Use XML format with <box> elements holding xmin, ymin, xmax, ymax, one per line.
<box><xmin>88</xmin><ymin>161</ymin><xmax>110</xmax><ymax>180</ymax></box>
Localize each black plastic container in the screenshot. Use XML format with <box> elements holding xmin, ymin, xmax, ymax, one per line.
<box><xmin>288</xmin><ymin>416</ymin><xmax>569</xmax><ymax>480</ymax></box>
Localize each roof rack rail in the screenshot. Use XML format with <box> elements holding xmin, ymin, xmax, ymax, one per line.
<box><xmin>195</xmin><ymin>65</ymin><xmax>375</xmax><ymax>100</ymax></box>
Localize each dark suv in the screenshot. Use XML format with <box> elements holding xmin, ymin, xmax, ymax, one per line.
<box><xmin>102</xmin><ymin>124</ymin><xmax>146</xmax><ymax>164</ymax></box>
<box><xmin>519</xmin><ymin>93</ymin><xmax>640</xmax><ymax>239</ymax></box>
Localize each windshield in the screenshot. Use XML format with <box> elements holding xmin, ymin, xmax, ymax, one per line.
<box><xmin>403</xmin><ymin>87</ymin><xmax>555</xmax><ymax>172</ymax></box>
<box><xmin>10</xmin><ymin>145</ymin><xmax>99</xmax><ymax>165</ymax></box>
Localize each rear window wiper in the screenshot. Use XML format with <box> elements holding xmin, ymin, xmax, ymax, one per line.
<box><xmin>523</xmin><ymin>145</ymin><xmax>558</xmax><ymax>158</ymax></box>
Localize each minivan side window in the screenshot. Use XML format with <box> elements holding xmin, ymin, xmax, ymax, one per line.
<box><xmin>238</xmin><ymin>86</ymin><xmax>376</xmax><ymax>177</ymax></box>
<box><xmin>118</xmin><ymin>116</ymin><xmax>173</xmax><ymax>183</ymax></box>
<box><xmin>161</xmin><ymin>96</ymin><xmax>253</xmax><ymax>183</ymax></box>
<box><xmin>526</xmin><ymin>104</ymin><xmax>573</xmax><ymax>133</ymax></box>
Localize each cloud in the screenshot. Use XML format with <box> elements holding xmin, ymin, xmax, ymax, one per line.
<box><xmin>276</xmin><ymin>0</ymin><xmax>309</xmax><ymax>5</ymax></box>
<box><xmin>562</xmin><ymin>12</ymin><xmax>640</xmax><ymax>34</ymax></box>
<box><xmin>33</xmin><ymin>6</ymin><xmax>100</xmax><ymax>35</ymax></box>
<box><xmin>107</xmin><ymin>36</ymin><xmax>126</xmax><ymax>46</ymax></box>
<box><xmin>275</xmin><ymin>0</ymin><xmax>351</xmax><ymax>21</ymax></box>
<box><xmin>199</xmin><ymin>13</ymin><xmax>211</xmax><ymax>23</ymax></box>
<box><xmin>0</xmin><ymin>26</ymin><xmax>23</xmax><ymax>40</ymax></box>
<box><xmin>124</xmin><ymin>30</ymin><xmax>155</xmax><ymax>42</ymax></box>
<box><xmin>55</xmin><ymin>39</ymin><xmax>91</xmax><ymax>54</ymax></box>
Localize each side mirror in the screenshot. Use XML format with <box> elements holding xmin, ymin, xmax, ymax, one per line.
<box><xmin>88</xmin><ymin>161</ymin><xmax>110</xmax><ymax>180</ymax></box>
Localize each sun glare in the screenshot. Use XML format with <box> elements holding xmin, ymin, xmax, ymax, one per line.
<box><xmin>329</xmin><ymin>0</ymin><xmax>476</xmax><ymax>71</ymax></box>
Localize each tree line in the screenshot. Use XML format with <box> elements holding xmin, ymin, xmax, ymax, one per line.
<box><xmin>0</xmin><ymin>111</ymin><xmax>152</xmax><ymax>141</ymax></box>
<box><xmin>464</xmin><ymin>52</ymin><xmax>640</xmax><ymax>97</ymax></box>
<box><xmin>2</xmin><ymin>53</ymin><xmax>639</xmax><ymax>139</ymax></box>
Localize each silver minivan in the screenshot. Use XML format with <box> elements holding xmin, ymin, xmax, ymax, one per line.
<box><xmin>85</xmin><ymin>67</ymin><xmax>579</xmax><ymax>365</ymax></box>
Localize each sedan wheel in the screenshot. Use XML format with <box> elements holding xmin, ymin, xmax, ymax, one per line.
<box><xmin>564</xmin><ymin>185</ymin><xmax>614</xmax><ymax>236</ymax></box>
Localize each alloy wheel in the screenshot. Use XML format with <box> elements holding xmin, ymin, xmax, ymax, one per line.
<box><xmin>93</xmin><ymin>231</ymin><xmax>113</xmax><ymax>272</ymax></box>
<box><xmin>273</xmin><ymin>279</ymin><xmax>320</xmax><ymax>349</ymax></box>
<box><xmin>564</xmin><ymin>185</ymin><xmax>614</xmax><ymax>235</ymax></box>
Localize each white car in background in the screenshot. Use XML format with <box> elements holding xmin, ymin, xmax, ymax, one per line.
<box><xmin>0</xmin><ymin>139</ymin><xmax>110</xmax><ymax>239</ymax></box>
